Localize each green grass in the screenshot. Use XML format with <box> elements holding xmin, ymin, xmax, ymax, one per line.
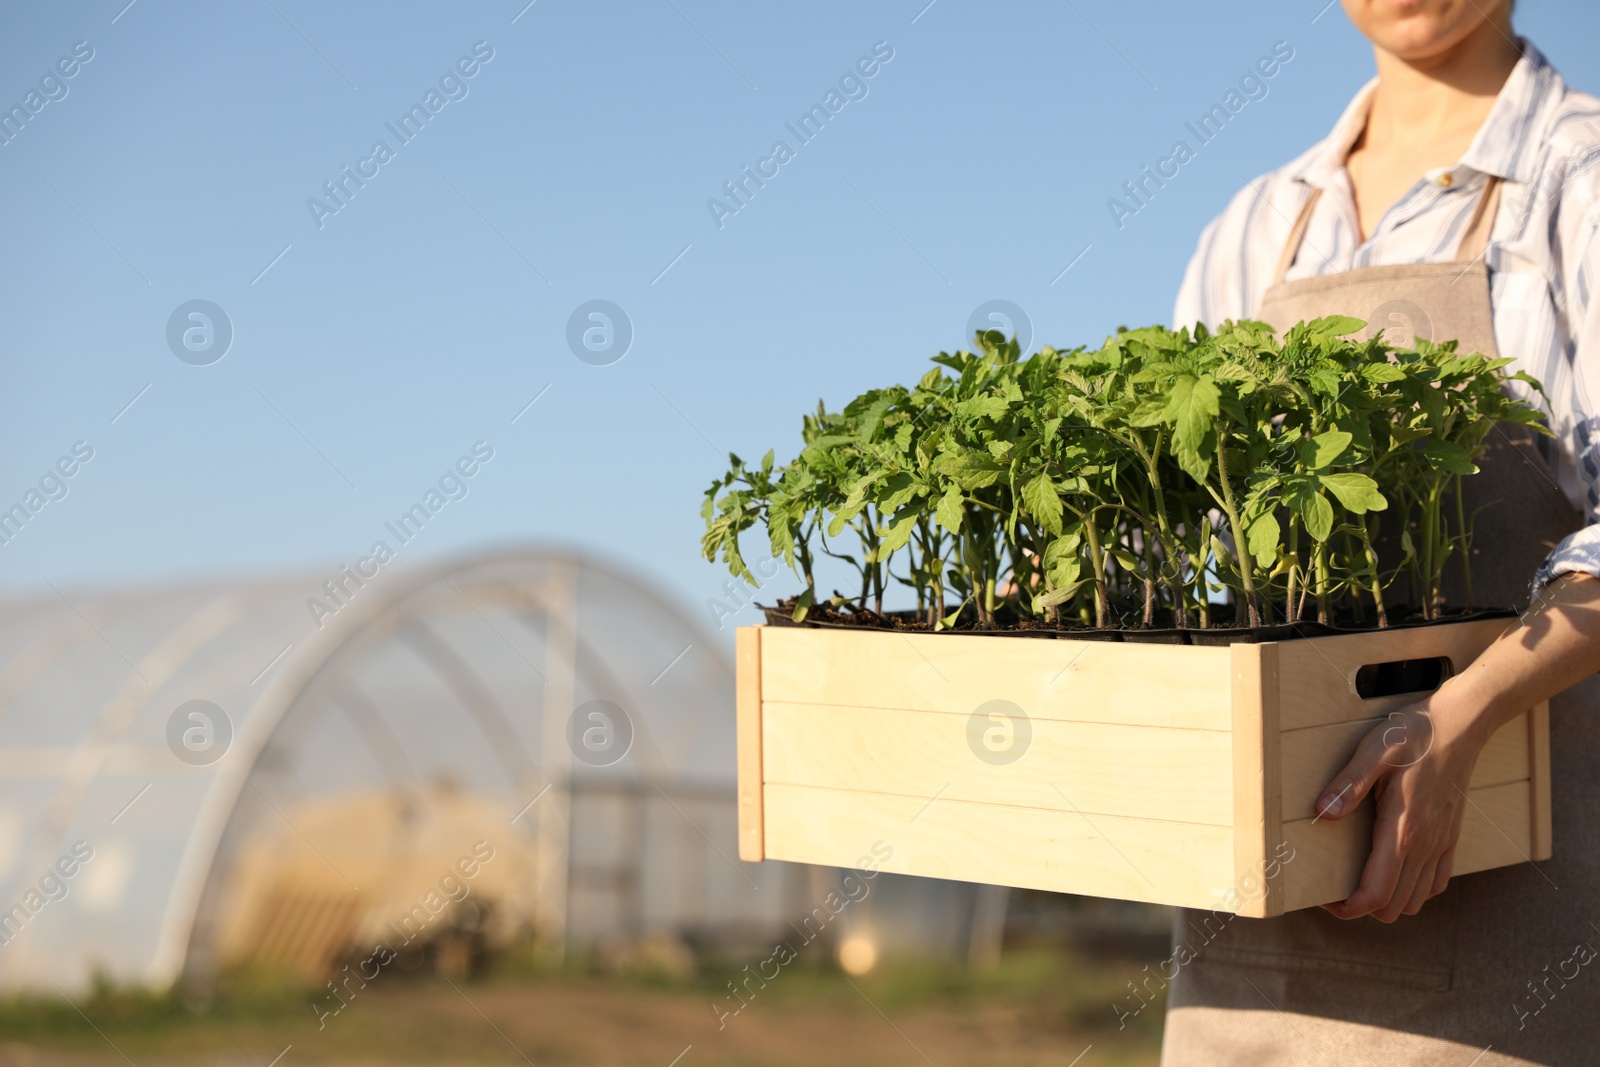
<box><xmin>1</xmin><ymin>945</ymin><xmax>1166</xmax><ymax>1066</ymax></box>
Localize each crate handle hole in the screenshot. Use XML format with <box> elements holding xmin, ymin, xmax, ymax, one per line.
<box><xmin>1353</xmin><ymin>656</ymin><xmax>1454</xmax><ymax>699</ymax></box>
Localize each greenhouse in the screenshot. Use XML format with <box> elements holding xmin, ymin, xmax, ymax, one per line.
<box><xmin>0</xmin><ymin>548</ymin><xmax>803</xmax><ymax>993</ymax></box>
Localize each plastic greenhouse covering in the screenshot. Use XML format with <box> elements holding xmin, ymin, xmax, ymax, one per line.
<box><xmin>0</xmin><ymin>549</ymin><xmax>800</xmax><ymax>992</ymax></box>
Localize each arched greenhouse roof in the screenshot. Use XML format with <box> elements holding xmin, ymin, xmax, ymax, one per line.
<box><xmin>0</xmin><ymin>547</ymin><xmax>762</xmax><ymax>992</ymax></box>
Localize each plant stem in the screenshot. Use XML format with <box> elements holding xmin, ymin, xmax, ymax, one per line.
<box><xmin>1139</xmin><ymin>527</ymin><xmax>1157</xmax><ymax>626</ymax></box>
<box><xmin>1420</xmin><ymin>481</ymin><xmax>1440</xmax><ymax>621</ymax></box>
<box><xmin>1285</xmin><ymin>514</ymin><xmax>1300</xmax><ymax>624</ymax></box>
<box><xmin>1356</xmin><ymin>513</ymin><xmax>1388</xmax><ymax>628</ymax></box>
<box><xmin>912</xmin><ymin>523</ymin><xmax>928</xmax><ymax>619</ymax></box>
<box><xmin>1315</xmin><ymin>539</ymin><xmax>1330</xmax><ymax>625</ymax></box>
<box><xmin>1453</xmin><ymin>474</ymin><xmax>1474</xmax><ymax>610</ymax></box>
<box><xmin>798</xmin><ymin>535</ymin><xmax>816</xmax><ymax>599</ymax></box>
<box><xmin>1124</xmin><ymin>429</ymin><xmax>1183</xmax><ymax>628</ymax></box>
<box><xmin>1212</xmin><ymin>423</ymin><xmax>1261</xmax><ymax>627</ymax></box>
<box><xmin>1173</xmin><ymin>545</ymin><xmax>1189</xmax><ymax>630</ymax></box>
<box><xmin>1083</xmin><ymin>511</ymin><xmax>1109</xmax><ymax>629</ymax></box>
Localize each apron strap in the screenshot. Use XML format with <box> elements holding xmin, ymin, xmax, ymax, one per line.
<box><xmin>1270</xmin><ymin>186</ymin><xmax>1323</xmax><ymax>288</ymax></box>
<box><xmin>1455</xmin><ymin>174</ymin><xmax>1502</xmax><ymax>263</ymax></box>
<box><xmin>1268</xmin><ymin>174</ymin><xmax>1502</xmax><ymax>284</ymax></box>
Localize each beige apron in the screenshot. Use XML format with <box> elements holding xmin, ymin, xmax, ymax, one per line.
<box><xmin>1162</xmin><ymin>177</ymin><xmax>1598</xmax><ymax>1067</ymax></box>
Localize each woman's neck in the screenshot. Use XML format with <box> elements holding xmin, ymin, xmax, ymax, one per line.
<box><xmin>1365</xmin><ymin>17</ymin><xmax>1522</xmax><ymax>152</ymax></box>
<box><xmin>1343</xmin><ymin>14</ymin><xmax>1522</xmax><ymax>240</ymax></box>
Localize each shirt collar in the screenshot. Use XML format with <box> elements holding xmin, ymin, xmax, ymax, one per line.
<box><xmin>1291</xmin><ymin>38</ymin><xmax>1562</xmax><ymax>189</ymax></box>
<box><xmin>1294</xmin><ymin>76</ymin><xmax>1377</xmax><ymax>189</ymax></box>
<box><xmin>1459</xmin><ymin>39</ymin><xmax>1561</xmax><ymax>184</ymax></box>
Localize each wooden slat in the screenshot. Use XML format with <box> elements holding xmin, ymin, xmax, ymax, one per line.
<box><xmin>1273</xmin><ymin>618</ymin><xmax>1512</xmax><ymax>730</ymax></box>
<box><xmin>1230</xmin><ymin>643</ymin><xmax>1281</xmax><ymax>918</ymax></box>
<box><xmin>1277</xmin><ymin>779</ymin><xmax>1532</xmax><ymax>914</ymax></box>
<box><xmin>735</xmin><ymin>626</ymin><xmax>764</xmax><ymax>862</ymax></box>
<box><xmin>760</xmin><ymin>627</ymin><xmax>1234</xmax><ymax>731</ymax></box>
<box><xmin>1529</xmin><ymin>701</ymin><xmax>1552</xmax><ymax>861</ymax></box>
<box><xmin>762</xmin><ymin>782</ymin><xmax>1235</xmax><ymax>910</ymax></box>
<box><xmin>1278</xmin><ymin>712</ymin><xmax>1531</xmax><ymax>823</ymax></box>
<box><xmin>761</xmin><ymin>701</ymin><xmax>1233</xmax><ymax>826</ymax></box>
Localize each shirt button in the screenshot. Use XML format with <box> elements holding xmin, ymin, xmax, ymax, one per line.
<box><xmin>1437</xmin><ymin>173</ymin><xmax>1455</xmax><ymax>188</ymax></box>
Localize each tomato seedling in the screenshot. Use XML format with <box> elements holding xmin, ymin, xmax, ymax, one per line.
<box><xmin>701</xmin><ymin>317</ymin><xmax>1546</xmax><ymax>631</ymax></box>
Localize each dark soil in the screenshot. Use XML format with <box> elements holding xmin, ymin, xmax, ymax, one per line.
<box><xmin>762</xmin><ymin>595</ymin><xmax>1517</xmax><ymax>646</ymax></box>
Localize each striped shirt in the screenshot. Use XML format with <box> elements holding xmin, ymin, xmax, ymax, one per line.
<box><xmin>1173</xmin><ymin>40</ymin><xmax>1600</xmax><ymax>592</ymax></box>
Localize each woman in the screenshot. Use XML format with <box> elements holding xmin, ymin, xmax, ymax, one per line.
<box><xmin>1166</xmin><ymin>1</ymin><xmax>1600</xmax><ymax>1064</ymax></box>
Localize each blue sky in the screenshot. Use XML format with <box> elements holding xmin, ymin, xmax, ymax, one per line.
<box><xmin>4</xmin><ymin>0</ymin><xmax>1598</xmax><ymax>644</ymax></box>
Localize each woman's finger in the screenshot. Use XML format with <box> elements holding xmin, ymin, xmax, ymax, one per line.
<box><xmin>1328</xmin><ymin>793</ymin><xmax>1403</xmax><ymax>918</ymax></box>
<box><xmin>1316</xmin><ymin>722</ymin><xmax>1396</xmax><ymax>821</ymax></box>
<box><xmin>1429</xmin><ymin>846</ymin><xmax>1455</xmax><ymax>898</ymax></box>
<box><xmin>1374</xmin><ymin>848</ymin><xmax>1427</xmax><ymax>923</ymax></box>
<box><xmin>1400</xmin><ymin>855</ymin><xmax>1440</xmax><ymax>917</ymax></box>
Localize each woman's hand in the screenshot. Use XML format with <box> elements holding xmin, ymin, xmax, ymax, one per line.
<box><xmin>1313</xmin><ymin>689</ymin><xmax>1489</xmax><ymax>923</ymax></box>
<box><xmin>1313</xmin><ymin>576</ymin><xmax>1600</xmax><ymax>921</ymax></box>
<box><xmin>1313</xmin><ymin>575</ymin><xmax>1600</xmax><ymax>922</ymax></box>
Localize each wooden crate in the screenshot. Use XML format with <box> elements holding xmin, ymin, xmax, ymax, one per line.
<box><xmin>735</xmin><ymin>619</ymin><xmax>1550</xmax><ymax>917</ymax></box>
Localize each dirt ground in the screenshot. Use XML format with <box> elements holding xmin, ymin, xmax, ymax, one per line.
<box><xmin>0</xmin><ymin>949</ymin><xmax>1166</xmax><ymax>1067</ymax></box>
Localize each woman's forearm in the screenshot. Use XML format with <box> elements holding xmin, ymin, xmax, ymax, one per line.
<box><xmin>1433</xmin><ymin>574</ymin><xmax>1600</xmax><ymax>747</ymax></box>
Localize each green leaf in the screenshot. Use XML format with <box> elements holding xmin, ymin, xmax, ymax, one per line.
<box><xmin>1320</xmin><ymin>472</ymin><xmax>1388</xmax><ymax>513</ymax></box>
<box><xmin>1021</xmin><ymin>473</ymin><xmax>1064</xmax><ymax>534</ymax></box>
<box><xmin>932</xmin><ymin>450</ymin><xmax>1005</xmax><ymax>489</ymax></box>
<box><xmin>1043</xmin><ymin>530</ymin><xmax>1083</xmax><ymax>570</ymax></box>
<box><xmin>1305</xmin><ymin>429</ymin><xmax>1352</xmax><ymax>470</ymax></box>
<box><xmin>826</xmin><ymin>498</ymin><xmax>865</xmax><ymax>537</ymax></box>
<box><xmin>1309</xmin><ymin>314</ymin><xmax>1366</xmax><ymax>337</ymax></box>
<box><xmin>1302</xmin><ymin>491</ymin><xmax>1334</xmax><ymax>541</ymax></box>
<box><xmin>1107</xmin><ymin>546</ymin><xmax>1141</xmax><ymax>573</ymax></box>
<box><xmin>1246</xmin><ymin>511</ymin><xmax>1281</xmax><ymax>565</ymax></box>
<box><xmin>955</xmin><ymin>395</ymin><xmax>1011</xmax><ymax>421</ymax></box>
<box><xmin>1162</xmin><ymin>374</ymin><xmax>1221</xmax><ymax>450</ymax></box>
<box><xmin>1420</xmin><ymin>439</ymin><xmax>1478</xmax><ymax>475</ymax></box>
<box><xmin>768</xmin><ymin>517</ymin><xmax>794</xmax><ymax>562</ymax></box>
<box><xmin>1037</xmin><ymin>581</ymin><xmax>1084</xmax><ymax>609</ymax></box>
<box><xmin>855</xmin><ymin>395</ymin><xmax>894</xmax><ymax>439</ymax></box>
<box><xmin>1174</xmin><ymin>441</ymin><xmax>1213</xmax><ymax>484</ymax></box>
<box><xmin>935</xmin><ymin>486</ymin><xmax>965</xmax><ymax>533</ymax></box>
<box><xmin>1361</xmin><ymin>362</ymin><xmax>1407</xmax><ymax>384</ymax></box>
<box><xmin>880</xmin><ymin>510</ymin><xmax>919</xmax><ymax>553</ymax></box>
<box><xmin>791</xmin><ymin>588</ymin><xmax>814</xmax><ymax>623</ymax></box>
<box><xmin>879</xmin><ymin>473</ymin><xmax>919</xmax><ymax>511</ymax></box>
<box><xmin>842</xmin><ymin>472</ymin><xmax>880</xmax><ymax>508</ymax></box>
<box><xmin>1045</xmin><ymin>550</ymin><xmax>1080</xmax><ymax>588</ymax></box>
<box><xmin>1307</xmin><ymin>364</ymin><xmax>1342</xmax><ymax>398</ymax></box>
<box><xmin>1391</xmin><ymin>424</ymin><xmax>1432</xmax><ymax>445</ymax></box>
